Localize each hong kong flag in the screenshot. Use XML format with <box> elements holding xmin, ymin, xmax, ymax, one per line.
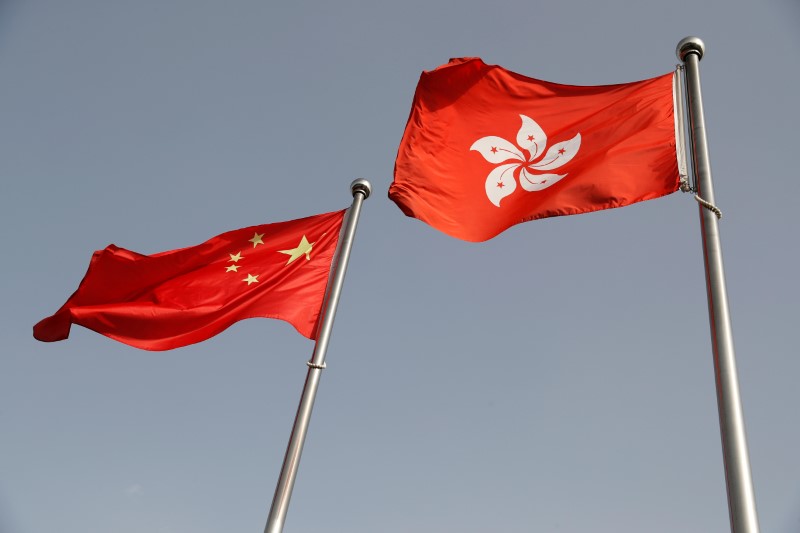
<box><xmin>389</xmin><ymin>57</ymin><xmax>682</xmax><ymax>242</ymax></box>
<box><xmin>34</xmin><ymin>210</ymin><xmax>346</xmax><ymax>350</ymax></box>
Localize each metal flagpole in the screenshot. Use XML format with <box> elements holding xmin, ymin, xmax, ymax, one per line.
<box><xmin>264</xmin><ymin>179</ymin><xmax>372</xmax><ymax>533</ymax></box>
<box><xmin>676</xmin><ymin>37</ymin><xmax>760</xmax><ymax>533</ymax></box>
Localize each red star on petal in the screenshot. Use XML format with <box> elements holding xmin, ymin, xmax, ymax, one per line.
<box><xmin>527</xmin><ymin>135</ymin><xmax>535</xmax><ymax>141</ymax></box>
<box><xmin>490</xmin><ymin>147</ymin><xmax>498</xmax><ymax>153</ymax></box>
<box><xmin>558</xmin><ymin>148</ymin><xmax>566</xmax><ymax>154</ymax></box>
<box><xmin>496</xmin><ymin>181</ymin><xmax>504</xmax><ymax>188</ymax></box>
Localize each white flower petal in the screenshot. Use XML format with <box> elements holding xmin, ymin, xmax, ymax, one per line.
<box><xmin>531</xmin><ymin>133</ymin><xmax>581</xmax><ymax>171</ymax></box>
<box><xmin>519</xmin><ymin>169</ymin><xmax>566</xmax><ymax>192</ymax></box>
<box><xmin>470</xmin><ymin>136</ymin><xmax>523</xmax><ymax>164</ymax></box>
<box><xmin>485</xmin><ymin>163</ymin><xmax>518</xmax><ymax>206</ymax></box>
<box><xmin>516</xmin><ymin>115</ymin><xmax>547</xmax><ymax>160</ymax></box>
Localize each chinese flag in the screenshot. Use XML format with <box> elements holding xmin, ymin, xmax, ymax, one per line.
<box><xmin>389</xmin><ymin>57</ymin><xmax>681</xmax><ymax>242</ymax></box>
<box><xmin>34</xmin><ymin>210</ymin><xmax>346</xmax><ymax>350</ymax></box>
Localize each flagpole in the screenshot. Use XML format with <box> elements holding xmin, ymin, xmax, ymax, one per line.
<box><xmin>264</xmin><ymin>179</ymin><xmax>371</xmax><ymax>533</ymax></box>
<box><xmin>677</xmin><ymin>37</ymin><xmax>760</xmax><ymax>533</ymax></box>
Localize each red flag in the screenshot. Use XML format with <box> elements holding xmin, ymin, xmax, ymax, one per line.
<box><xmin>34</xmin><ymin>210</ymin><xmax>346</xmax><ymax>350</ymax></box>
<box><xmin>389</xmin><ymin>57</ymin><xmax>681</xmax><ymax>242</ymax></box>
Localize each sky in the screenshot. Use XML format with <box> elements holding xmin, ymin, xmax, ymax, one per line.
<box><xmin>2</xmin><ymin>1</ymin><xmax>799</xmax><ymax>532</ymax></box>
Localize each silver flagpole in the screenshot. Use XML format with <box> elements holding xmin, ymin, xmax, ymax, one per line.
<box><xmin>677</xmin><ymin>37</ymin><xmax>760</xmax><ymax>533</ymax></box>
<box><xmin>264</xmin><ymin>179</ymin><xmax>372</xmax><ymax>533</ymax></box>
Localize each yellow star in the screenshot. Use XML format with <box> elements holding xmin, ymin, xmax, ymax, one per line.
<box><xmin>249</xmin><ymin>232</ymin><xmax>264</xmax><ymax>248</ymax></box>
<box><xmin>229</xmin><ymin>252</ymin><xmax>243</xmax><ymax>262</ymax></box>
<box><xmin>279</xmin><ymin>235</ymin><xmax>313</xmax><ymax>265</ymax></box>
<box><xmin>225</xmin><ymin>264</ymin><xmax>240</xmax><ymax>272</ymax></box>
<box><xmin>242</xmin><ymin>273</ymin><xmax>259</xmax><ymax>285</ymax></box>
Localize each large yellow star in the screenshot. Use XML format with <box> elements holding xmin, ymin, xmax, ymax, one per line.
<box><xmin>249</xmin><ymin>232</ymin><xmax>264</xmax><ymax>248</ymax></box>
<box><xmin>242</xmin><ymin>273</ymin><xmax>259</xmax><ymax>285</ymax></box>
<box><xmin>279</xmin><ymin>235</ymin><xmax>313</xmax><ymax>265</ymax></box>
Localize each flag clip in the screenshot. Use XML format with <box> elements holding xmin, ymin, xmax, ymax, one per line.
<box><xmin>307</xmin><ymin>361</ymin><xmax>327</xmax><ymax>370</ymax></box>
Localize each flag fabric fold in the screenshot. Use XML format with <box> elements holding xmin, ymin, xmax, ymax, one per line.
<box><xmin>389</xmin><ymin>57</ymin><xmax>681</xmax><ymax>242</ymax></box>
<box><xmin>34</xmin><ymin>210</ymin><xmax>346</xmax><ymax>350</ymax></box>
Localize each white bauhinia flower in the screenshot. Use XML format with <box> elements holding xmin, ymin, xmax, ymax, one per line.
<box><xmin>470</xmin><ymin>115</ymin><xmax>581</xmax><ymax>207</ymax></box>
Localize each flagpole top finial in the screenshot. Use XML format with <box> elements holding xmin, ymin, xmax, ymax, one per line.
<box><xmin>350</xmin><ymin>179</ymin><xmax>372</xmax><ymax>199</ymax></box>
<box><xmin>677</xmin><ymin>36</ymin><xmax>705</xmax><ymax>61</ymax></box>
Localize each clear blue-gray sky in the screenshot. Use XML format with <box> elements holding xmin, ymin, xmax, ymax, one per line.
<box><xmin>2</xmin><ymin>1</ymin><xmax>799</xmax><ymax>532</ymax></box>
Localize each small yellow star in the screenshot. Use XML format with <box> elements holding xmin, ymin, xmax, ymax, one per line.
<box><xmin>279</xmin><ymin>235</ymin><xmax>313</xmax><ymax>265</ymax></box>
<box><xmin>249</xmin><ymin>232</ymin><xmax>264</xmax><ymax>248</ymax></box>
<box><xmin>242</xmin><ymin>273</ymin><xmax>259</xmax><ymax>285</ymax></box>
<box><xmin>229</xmin><ymin>252</ymin><xmax>243</xmax><ymax>262</ymax></box>
<box><xmin>225</xmin><ymin>264</ymin><xmax>240</xmax><ymax>272</ymax></box>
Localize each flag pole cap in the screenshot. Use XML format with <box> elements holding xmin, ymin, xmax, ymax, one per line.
<box><xmin>677</xmin><ymin>36</ymin><xmax>705</xmax><ymax>61</ymax></box>
<box><xmin>351</xmin><ymin>179</ymin><xmax>372</xmax><ymax>199</ymax></box>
